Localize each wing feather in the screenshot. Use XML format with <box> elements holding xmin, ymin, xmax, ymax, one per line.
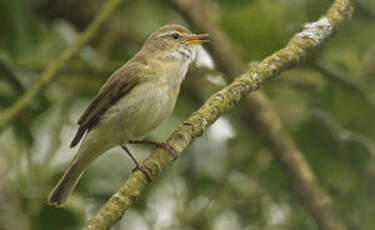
<box><xmin>70</xmin><ymin>61</ymin><xmax>142</xmax><ymax>147</ymax></box>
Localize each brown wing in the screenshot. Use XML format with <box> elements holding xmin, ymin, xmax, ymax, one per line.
<box><xmin>70</xmin><ymin>62</ymin><xmax>142</xmax><ymax>147</ymax></box>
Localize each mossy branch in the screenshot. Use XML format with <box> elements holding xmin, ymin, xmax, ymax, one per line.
<box><xmin>0</xmin><ymin>0</ymin><xmax>124</xmax><ymax>132</ymax></box>
<box><xmin>168</xmin><ymin>0</ymin><xmax>351</xmax><ymax>230</ymax></box>
<box><xmin>84</xmin><ymin>0</ymin><xmax>355</xmax><ymax>229</ymax></box>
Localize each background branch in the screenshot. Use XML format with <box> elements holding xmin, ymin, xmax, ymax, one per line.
<box><xmin>167</xmin><ymin>0</ymin><xmax>347</xmax><ymax>229</ymax></box>
<box><xmin>0</xmin><ymin>0</ymin><xmax>124</xmax><ymax>132</ymax></box>
<box><xmin>0</xmin><ymin>63</ymin><xmax>24</xmax><ymax>94</ymax></box>
<box><xmin>84</xmin><ymin>1</ymin><xmax>355</xmax><ymax>229</ymax></box>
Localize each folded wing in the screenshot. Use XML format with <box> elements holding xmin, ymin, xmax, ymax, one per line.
<box><xmin>70</xmin><ymin>62</ymin><xmax>142</xmax><ymax>147</ymax></box>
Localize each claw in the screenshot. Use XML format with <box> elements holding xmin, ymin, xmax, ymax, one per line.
<box><xmin>157</xmin><ymin>142</ymin><xmax>177</xmax><ymax>160</ymax></box>
<box><xmin>121</xmin><ymin>145</ymin><xmax>153</xmax><ymax>182</ymax></box>
<box><xmin>133</xmin><ymin>163</ymin><xmax>153</xmax><ymax>182</ymax></box>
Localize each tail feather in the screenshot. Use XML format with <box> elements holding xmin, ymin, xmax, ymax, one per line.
<box><xmin>48</xmin><ymin>162</ymin><xmax>83</xmax><ymax>207</ymax></box>
<box><xmin>50</xmin><ymin>126</ymin><xmax>113</xmax><ymax>206</ymax></box>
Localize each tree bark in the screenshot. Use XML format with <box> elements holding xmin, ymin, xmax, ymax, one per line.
<box><xmin>166</xmin><ymin>0</ymin><xmax>349</xmax><ymax>229</ymax></box>
<box><xmin>84</xmin><ymin>1</ymin><xmax>355</xmax><ymax>229</ymax></box>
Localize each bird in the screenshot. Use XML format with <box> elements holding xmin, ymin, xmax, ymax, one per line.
<box><xmin>48</xmin><ymin>24</ymin><xmax>209</xmax><ymax>207</ymax></box>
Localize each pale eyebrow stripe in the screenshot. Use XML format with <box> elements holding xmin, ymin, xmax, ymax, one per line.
<box><xmin>157</xmin><ymin>31</ymin><xmax>179</xmax><ymax>37</ymax></box>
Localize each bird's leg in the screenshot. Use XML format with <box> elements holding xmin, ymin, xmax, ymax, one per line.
<box><xmin>121</xmin><ymin>145</ymin><xmax>152</xmax><ymax>182</ymax></box>
<box><xmin>128</xmin><ymin>140</ymin><xmax>176</xmax><ymax>160</ymax></box>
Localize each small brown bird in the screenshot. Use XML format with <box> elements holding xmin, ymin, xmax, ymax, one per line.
<box><xmin>48</xmin><ymin>24</ymin><xmax>209</xmax><ymax>206</ymax></box>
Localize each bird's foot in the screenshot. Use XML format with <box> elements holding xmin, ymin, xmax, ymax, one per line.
<box><xmin>121</xmin><ymin>145</ymin><xmax>153</xmax><ymax>182</ymax></box>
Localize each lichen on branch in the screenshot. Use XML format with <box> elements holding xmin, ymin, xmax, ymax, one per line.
<box><xmin>85</xmin><ymin>1</ymin><xmax>355</xmax><ymax>229</ymax></box>
<box><xmin>167</xmin><ymin>1</ymin><xmax>348</xmax><ymax>230</ymax></box>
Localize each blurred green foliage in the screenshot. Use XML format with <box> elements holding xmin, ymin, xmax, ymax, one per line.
<box><xmin>0</xmin><ymin>0</ymin><xmax>375</xmax><ymax>229</ymax></box>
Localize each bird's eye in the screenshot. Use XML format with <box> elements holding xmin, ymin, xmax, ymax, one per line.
<box><xmin>172</xmin><ymin>33</ymin><xmax>180</xmax><ymax>39</ymax></box>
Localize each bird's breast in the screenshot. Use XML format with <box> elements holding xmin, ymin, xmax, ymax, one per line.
<box><xmin>101</xmin><ymin>77</ymin><xmax>180</xmax><ymax>142</ymax></box>
<box><xmin>126</xmin><ymin>80</ymin><xmax>179</xmax><ymax>138</ymax></box>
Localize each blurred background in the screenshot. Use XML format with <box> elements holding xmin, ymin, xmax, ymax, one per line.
<box><xmin>0</xmin><ymin>0</ymin><xmax>375</xmax><ymax>229</ymax></box>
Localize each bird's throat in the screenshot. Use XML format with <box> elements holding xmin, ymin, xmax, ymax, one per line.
<box><xmin>161</xmin><ymin>46</ymin><xmax>196</xmax><ymax>64</ymax></box>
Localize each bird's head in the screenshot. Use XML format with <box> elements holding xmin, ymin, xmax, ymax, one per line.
<box><xmin>142</xmin><ymin>24</ymin><xmax>209</xmax><ymax>63</ymax></box>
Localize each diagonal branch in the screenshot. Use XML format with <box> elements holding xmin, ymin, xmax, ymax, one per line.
<box><xmin>167</xmin><ymin>0</ymin><xmax>349</xmax><ymax>229</ymax></box>
<box><xmin>84</xmin><ymin>1</ymin><xmax>355</xmax><ymax>229</ymax></box>
<box><xmin>0</xmin><ymin>0</ymin><xmax>125</xmax><ymax>132</ymax></box>
<box><xmin>0</xmin><ymin>63</ymin><xmax>25</xmax><ymax>94</ymax></box>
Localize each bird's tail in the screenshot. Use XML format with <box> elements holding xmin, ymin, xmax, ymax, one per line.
<box><xmin>48</xmin><ymin>158</ymin><xmax>83</xmax><ymax>207</ymax></box>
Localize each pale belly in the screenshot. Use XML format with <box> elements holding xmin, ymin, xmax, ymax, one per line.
<box><xmin>98</xmin><ymin>81</ymin><xmax>179</xmax><ymax>144</ymax></box>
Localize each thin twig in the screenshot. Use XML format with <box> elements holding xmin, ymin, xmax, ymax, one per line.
<box><xmin>313</xmin><ymin>60</ymin><xmax>375</xmax><ymax>106</ymax></box>
<box><xmin>312</xmin><ymin>109</ymin><xmax>375</xmax><ymax>159</ymax></box>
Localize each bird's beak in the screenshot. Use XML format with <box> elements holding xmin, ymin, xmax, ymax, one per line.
<box><xmin>183</xmin><ymin>33</ymin><xmax>210</xmax><ymax>45</ymax></box>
